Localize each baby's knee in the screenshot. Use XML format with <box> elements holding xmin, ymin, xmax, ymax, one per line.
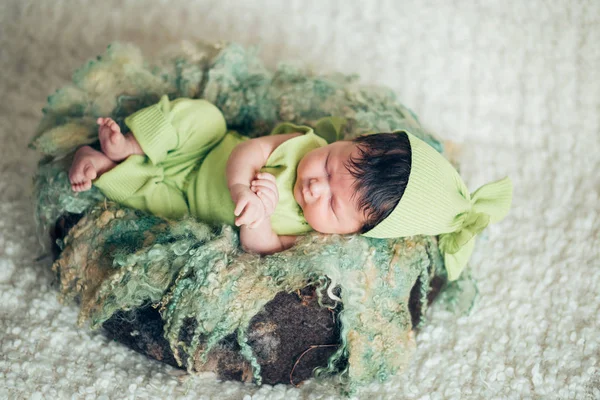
<box><xmin>194</xmin><ymin>99</ymin><xmax>227</xmax><ymax>135</ymax></box>
<box><xmin>173</xmin><ymin>98</ymin><xmax>227</xmax><ymax>142</ymax></box>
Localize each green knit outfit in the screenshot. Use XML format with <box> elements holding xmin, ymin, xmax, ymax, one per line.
<box><xmin>94</xmin><ymin>95</ymin><xmax>329</xmax><ymax>235</ymax></box>
<box><xmin>93</xmin><ymin>95</ymin><xmax>512</xmax><ymax>281</ymax></box>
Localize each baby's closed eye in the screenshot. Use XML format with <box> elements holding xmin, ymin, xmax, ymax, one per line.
<box><xmin>330</xmin><ymin>196</ymin><xmax>338</xmax><ymax>216</ymax></box>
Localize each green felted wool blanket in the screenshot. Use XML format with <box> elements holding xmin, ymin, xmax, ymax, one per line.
<box><xmin>30</xmin><ymin>41</ymin><xmax>451</xmax><ymax>393</ymax></box>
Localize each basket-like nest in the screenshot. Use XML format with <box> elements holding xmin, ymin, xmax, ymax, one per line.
<box><xmin>31</xmin><ymin>41</ymin><xmax>453</xmax><ymax>393</ymax></box>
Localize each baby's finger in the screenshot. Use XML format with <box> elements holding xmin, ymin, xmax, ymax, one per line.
<box><xmin>255</xmin><ymin>172</ymin><xmax>276</xmax><ymax>184</ymax></box>
<box><xmin>261</xmin><ymin>189</ymin><xmax>279</xmax><ymax>212</ymax></box>
<box><xmin>256</xmin><ymin>191</ymin><xmax>275</xmax><ymax>214</ymax></box>
<box><xmin>252</xmin><ymin>179</ymin><xmax>278</xmax><ymax>198</ymax></box>
<box><xmin>251</xmin><ymin>178</ymin><xmax>276</xmax><ymax>189</ymax></box>
<box><xmin>234</xmin><ymin>199</ymin><xmax>248</xmax><ymax>217</ymax></box>
<box><xmin>256</xmin><ymin>186</ymin><xmax>278</xmax><ymax>206</ymax></box>
<box><xmin>237</xmin><ymin>201</ymin><xmax>260</xmax><ymax>226</ymax></box>
<box><xmin>97</xmin><ymin>117</ymin><xmax>104</xmax><ymax>125</ymax></box>
<box><xmin>241</xmin><ymin>214</ymin><xmax>261</xmax><ymax>229</ymax></box>
<box><xmin>235</xmin><ymin>210</ymin><xmax>252</xmax><ymax>227</ymax></box>
<box><xmin>235</xmin><ymin>215</ymin><xmax>245</xmax><ymax>227</ymax></box>
<box><xmin>251</xmin><ymin>181</ymin><xmax>277</xmax><ymax>197</ymax></box>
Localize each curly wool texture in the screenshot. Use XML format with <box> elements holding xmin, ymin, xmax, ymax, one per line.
<box><xmin>31</xmin><ymin>42</ymin><xmax>449</xmax><ymax>392</ymax></box>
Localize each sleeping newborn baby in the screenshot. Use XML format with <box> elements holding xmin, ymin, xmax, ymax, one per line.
<box><xmin>69</xmin><ymin>95</ymin><xmax>512</xmax><ymax>280</ymax></box>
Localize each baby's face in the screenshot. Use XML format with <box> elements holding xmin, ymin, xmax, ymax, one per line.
<box><xmin>294</xmin><ymin>140</ymin><xmax>366</xmax><ymax>234</ymax></box>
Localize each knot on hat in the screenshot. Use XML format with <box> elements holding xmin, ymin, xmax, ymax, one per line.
<box><xmin>439</xmin><ymin>211</ymin><xmax>490</xmax><ymax>255</ymax></box>
<box><xmin>437</xmin><ymin>176</ymin><xmax>513</xmax><ymax>281</ymax></box>
<box><xmin>361</xmin><ymin>125</ymin><xmax>514</xmax><ymax>282</ymax></box>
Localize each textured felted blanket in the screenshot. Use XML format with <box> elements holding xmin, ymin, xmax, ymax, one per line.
<box><xmin>30</xmin><ymin>40</ymin><xmax>451</xmax><ymax>395</ymax></box>
<box><xmin>1</xmin><ymin>1</ymin><xmax>599</xmax><ymax>399</ymax></box>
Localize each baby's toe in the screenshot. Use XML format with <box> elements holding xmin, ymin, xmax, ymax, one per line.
<box><xmin>73</xmin><ymin>180</ymin><xmax>91</xmax><ymax>192</ymax></box>
<box><xmin>69</xmin><ymin>169</ymin><xmax>83</xmax><ymax>186</ymax></box>
<box><xmin>81</xmin><ymin>180</ymin><xmax>92</xmax><ymax>191</ymax></box>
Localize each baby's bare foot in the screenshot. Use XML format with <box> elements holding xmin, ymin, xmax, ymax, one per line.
<box><xmin>98</xmin><ymin>117</ymin><xmax>143</xmax><ymax>162</ymax></box>
<box><xmin>69</xmin><ymin>146</ymin><xmax>117</xmax><ymax>192</ymax></box>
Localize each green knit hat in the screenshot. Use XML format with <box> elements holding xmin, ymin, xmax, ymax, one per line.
<box><xmin>362</xmin><ymin>131</ymin><xmax>513</xmax><ymax>281</ymax></box>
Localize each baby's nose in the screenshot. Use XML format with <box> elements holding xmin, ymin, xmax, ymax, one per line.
<box><xmin>309</xmin><ymin>178</ymin><xmax>328</xmax><ymax>198</ymax></box>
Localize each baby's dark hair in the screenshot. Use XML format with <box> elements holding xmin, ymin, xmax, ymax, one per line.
<box><xmin>346</xmin><ymin>132</ymin><xmax>412</xmax><ymax>233</ymax></box>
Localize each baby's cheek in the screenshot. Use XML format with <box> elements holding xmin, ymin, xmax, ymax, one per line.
<box><xmin>303</xmin><ymin>208</ymin><xmax>330</xmax><ymax>233</ymax></box>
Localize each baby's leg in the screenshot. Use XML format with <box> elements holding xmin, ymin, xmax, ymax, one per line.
<box><xmin>69</xmin><ymin>146</ymin><xmax>117</xmax><ymax>192</ymax></box>
<box><xmin>97</xmin><ymin>117</ymin><xmax>144</xmax><ymax>162</ymax></box>
<box><xmin>93</xmin><ymin>155</ymin><xmax>190</xmax><ymax>219</ymax></box>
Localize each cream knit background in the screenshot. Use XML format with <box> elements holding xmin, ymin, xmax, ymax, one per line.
<box><xmin>1</xmin><ymin>1</ymin><xmax>599</xmax><ymax>399</ymax></box>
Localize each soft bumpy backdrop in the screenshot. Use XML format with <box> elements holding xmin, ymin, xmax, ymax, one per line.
<box><xmin>1</xmin><ymin>1</ymin><xmax>598</xmax><ymax>399</ymax></box>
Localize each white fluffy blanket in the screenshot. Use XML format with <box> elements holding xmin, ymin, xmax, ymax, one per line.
<box><xmin>1</xmin><ymin>1</ymin><xmax>598</xmax><ymax>398</ymax></box>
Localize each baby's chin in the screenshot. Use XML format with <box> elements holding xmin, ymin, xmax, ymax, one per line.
<box><xmin>297</xmin><ymin>205</ymin><xmax>323</xmax><ymax>233</ymax></box>
<box><xmin>309</xmin><ymin>218</ymin><xmax>363</xmax><ymax>235</ymax></box>
<box><xmin>303</xmin><ymin>215</ymin><xmax>343</xmax><ymax>234</ymax></box>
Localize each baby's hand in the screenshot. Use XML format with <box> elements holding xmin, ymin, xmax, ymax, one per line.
<box><xmin>231</xmin><ymin>183</ymin><xmax>266</xmax><ymax>229</ymax></box>
<box><xmin>250</xmin><ymin>173</ymin><xmax>279</xmax><ymax>218</ymax></box>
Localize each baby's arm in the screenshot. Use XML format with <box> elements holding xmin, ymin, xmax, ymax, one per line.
<box><xmin>240</xmin><ymin>216</ymin><xmax>298</xmax><ymax>255</ymax></box>
<box><xmin>226</xmin><ymin>133</ymin><xmax>301</xmax><ymax>254</ymax></box>
<box><xmin>239</xmin><ymin>172</ymin><xmax>297</xmax><ymax>254</ymax></box>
